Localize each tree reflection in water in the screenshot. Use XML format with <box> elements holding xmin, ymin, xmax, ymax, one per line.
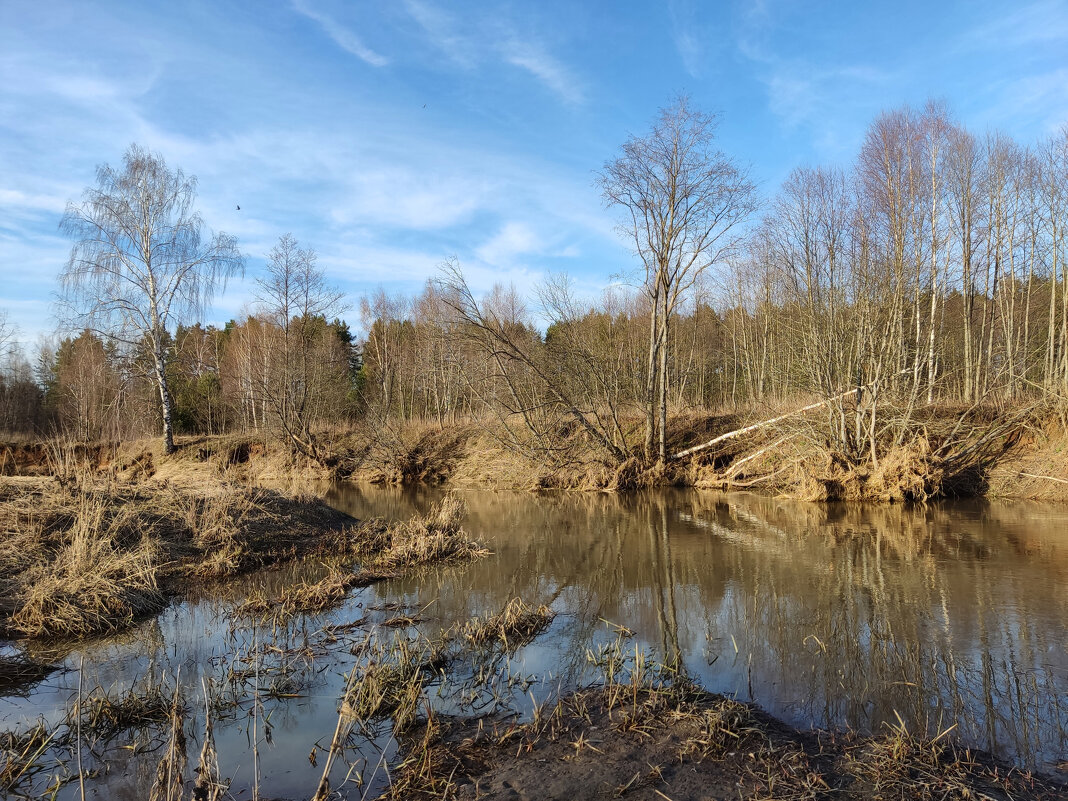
<box><xmin>329</xmin><ymin>485</ymin><xmax>1068</xmax><ymax>771</ymax></box>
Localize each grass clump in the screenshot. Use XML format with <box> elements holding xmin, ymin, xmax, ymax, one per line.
<box><xmin>348</xmin><ymin>495</ymin><xmax>488</xmax><ymax>571</ymax></box>
<box><xmin>461</xmin><ymin>598</ymin><xmax>555</xmax><ymax>650</ymax></box>
<box><xmin>243</xmin><ymin>497</ymin><xmax>485</xmax><ymax>620</ymax></box>
<box><xmin>74</xmin><ymin>681</ymin><xmax>176</xmax><ymax>739</ymax></box>
<box><xmin>0</xmin><ymin>475</ymin><xmax>362</xmax><ymax>639</ymax></box>
<box><xmin>279</xmin><ymin>566</ymin><xmax>391</xmax><ymax>615</ymax></box>
<box><xmin>0</xmin><ymin>721</ymin><xmax>55</xmax><ymax>793</ymax></box>
<box><xmin>841</xmin><ymin>714</ymin><xmax>982</xmax><ymax>801</ymax></box>
<box><xmin>341</xmin><ymin>633</ymin><xmax>452</xmax><ymax>731</ymax></box>
<box><xmin>7</xmin><ymin>491</ymin><xmax>164</xmax><ymax>638</ymax></box>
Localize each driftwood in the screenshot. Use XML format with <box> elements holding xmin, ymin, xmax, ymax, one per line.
<box><xmin>671</xmin><ymin>388</ymin><xmax>859</xmax><ymax>461</ymax></box>
<box><xmin>1019</xmin><ymin>472</ymin><xmax>1068</xmax><ymax>485</ymax></box>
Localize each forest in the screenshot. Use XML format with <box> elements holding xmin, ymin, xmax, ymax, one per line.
<box><xmin>2</xmin><ymin>99</ymin><xmax>1067</xmax><ymax>489</ymax></box>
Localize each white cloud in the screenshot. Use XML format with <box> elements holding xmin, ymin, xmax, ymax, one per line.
<box><xmin>402</xmin><ymin>0</ymin><xmax>475</xmax><ymax>67</ymax></box>
<box><xmin>399</xmin><ymin>0</ymin><xmax>586</xmax><ymax>106</ymax></box>
<box><xmin>330</xmin><ymin>166</ymin><xmax>488</xmax><ymax>230</ymax></box>
<box><xmin>0</xmin><ymin>188</ymin><xmax>69</xmax><ymax>217</ymax></box>
<box><xmin>476</xmin><ymin>222</ymin><xmax>541</xmax><ymax>266</ymax></box>
<box><xmin>957</xmin><ymin>0</ymin><xmax>1068</xmax><ymax>51</ymax></box>
<box><xmin>0</xmin><ymin>8</ymin><xmax>615</xmax><ymax>346</ymax></box>
<box><xmin>668</xmin><ymin>0</ymin><xmax>708</xmax><ymax>79</ymax></box>
<box><xmin>501</xmin><ymin>39</ymin><xmax>585</xmax><ymax>106</ymax></box>
<box><xmin>290</xmin><ymin>0</ymin><xmax>389</xmax><ymax>67</ymax></box>
<box><xmin>975</xmin><ymin>68</ymin><xmax>1068</xmax><ymax>136</ymax></box>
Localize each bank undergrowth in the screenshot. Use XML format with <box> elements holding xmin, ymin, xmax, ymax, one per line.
<box><xmin>0</xmin><ymin>469</ymin><xmax>483</xmax><ymax>640</ymax></box>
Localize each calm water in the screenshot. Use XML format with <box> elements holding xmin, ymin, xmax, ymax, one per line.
<box><xmin>2</xmin><ymin>487</ymin><xmax>1067</xmax><ymax>799</ymax></box>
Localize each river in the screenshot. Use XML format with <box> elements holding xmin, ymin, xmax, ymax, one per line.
<box><xmin>2</xmin><ymin>486</ymin><xmax>1066</xmax><ymax>799</ymax></box>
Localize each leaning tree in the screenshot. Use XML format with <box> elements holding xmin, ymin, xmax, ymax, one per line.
<box><xmin>60</xmin><ymin>144</ymin><xmax>243</xmax><ymax>453</ymax></box>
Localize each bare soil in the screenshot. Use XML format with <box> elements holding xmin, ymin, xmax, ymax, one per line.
<box><xmin>389</xmin><ymin>687</ymin><xmax>1068</xmax><ymax>801</ymax></box>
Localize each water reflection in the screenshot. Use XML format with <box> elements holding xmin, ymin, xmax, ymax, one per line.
<box><xmin>328</xmin><ymin>486</ymin><xmax>1068</xmax><ymax>770</ymax></box>
<box><xmin>1</xmin><ymin>487</ymin><xmax>1066</xmax><ymax>800</ymax></box>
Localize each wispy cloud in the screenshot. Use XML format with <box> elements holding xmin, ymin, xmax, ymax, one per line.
<box><xmin>0</xmin><ymin>188</ymin><xmax>70</xmax><ymax>217</ymax></box>
<box><xmin>733</xmin><ymin>6</ymin><xmax>895</xmax><ymax>153</ymax></box>
<box><xmin>757</xmin><ymin>63</ymin><xmax>892</xmax><ymax>133</ymax></box>
<box><xmin>956</xmin><ymin>0</ymin><xmax>1068</xmax><ymax>51</ymax></box>
<box><xmin>398</xmin><ymin>0</ymin><xmax>586</xmax><ymax>106</ymax></box>
<box><xmin>668</xmin><ymin>0</ymin><xmax>707</xmax><ymax>78</ymax></box>
<box><xmin>973</xmin><ymin>67</ymin><xmax>1068</xmax><ymax>136</ymax></box>
<box><xmin>402</xmin><ymin>0</ymin><xmax>475</xmax><ymax>67</ymax></box>
<box><xmin>290</xmin><ymin>0</ymin><xmax>388</xmax><ymax>67</ymax></box>
<box><xmin>501</xmin><ymin>39</ymin><xmax>584</xmax><ymax>105</ymax></box>
<box><xmin>476</xmin><ymin>221</ymin><xmax>541</xmax><ymax>266</ymax></box>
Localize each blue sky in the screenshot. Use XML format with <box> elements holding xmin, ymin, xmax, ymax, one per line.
<box><xmin>1</xmin><ymin>0</ymin><xmax>1066</xmax><ymax>345</ymax></box>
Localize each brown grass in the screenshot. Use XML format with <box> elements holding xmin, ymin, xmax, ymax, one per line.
<box><xmin>6</xmin><ymin>490</ymin><xmax>164</xmax><ymax>638</ymax></box>
<box><xmin>341</xmin><ymin>495</ymin><xmax>488</xmax><ymax>572</ymax></box>
<box><xmin>247</xmin><ymin>496</ymin><xmax>486</xmax><ymax>619</ymax></box>
<box><xmin>385</xmin><ymin>631</ymin><xmax>1066</xmax><ymax>801</ymax></box>
<box><xmin>0</xmin><ymin>721</ymin><xmax>55</xmax><ymax>793</ymax></box>
<box><xmin>278</xmin><ymin>566</ymin><xmax>393</xmax><ymax>615</ymax></box>
<box><xmin>341</xmin><ymin>635</ymin><xmax>444</xmax><ymax>731</ymax></box>
<box><xmin>461</xmin><ymin>598</ymin><xmax>555</xmax><ymax>650</ymax></box>
<box><xmin>74</xmin><ymin>681</ymin><xmax>175</xmax><ymax>738</ymax></box>
<box><xmin>0</xmin><ymin>474</ymin><xmax>358</xmax><ymax>639</ymax></box>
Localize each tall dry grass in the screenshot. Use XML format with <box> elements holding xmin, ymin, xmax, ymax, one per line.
<box><xmin>7</xmin><ymin>490</ymin><xmax>163</xmax><ymax>638</ymax></box>
<box><xmin>0</xmin><ymin>472</ymin><xmax>360</xmax><ymax>639</ymax></box>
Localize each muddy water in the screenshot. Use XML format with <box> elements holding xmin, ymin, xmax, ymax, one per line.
<box><xmin>2</xmin><ymin>488</ymin><xmax>1067</xmax><ymax>799</ymax></box>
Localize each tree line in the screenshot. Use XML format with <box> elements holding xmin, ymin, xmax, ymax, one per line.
<box><xmin>1</xmin><ymin>99</ymin><xmax>1066</xmax><ymax>468</ymax></box>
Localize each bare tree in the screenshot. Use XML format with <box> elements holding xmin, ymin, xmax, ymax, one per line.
<box><xmin>0</xmin><ymin>311</ymin><xmax>14</xmax><ymax>370</ymax></box>
<box><xmin>60</xmin><ymin>144</ymin><xmax>243</xmax><ymax>453</ymax></box>
<box><xmin>599</xmin><ymin>97</ymin><xmax>757</xmax><ymax>463</ymax></box>
<box><xmin>437</xmin><ymin>260</ymin><xmax>627</xmax><ymax>464</ymax></box>
<box><xmin>359</xmin><ymin>289</ymin><xmax>410</xmax><ymax>418</ymax></box>
<box><xmin>255</xmin><ymin>233</ymin><xmax>346</xmax><ymax>459</ymax></box>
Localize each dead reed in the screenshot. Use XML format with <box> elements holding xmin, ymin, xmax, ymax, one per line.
<box><xmin>380</xmin><ymin>618</ymin><xmax>1066</xmax><ymax>801</ymax></box>
<box><xmin>0</xmin><ymin>474</ymin><xmax>360</xmax><ymax>639</ymax></box>
<box><xmin>353</xmin><ymin>495</ymin><xmax>489</xmax><ymax>571</ymax></box>
<box><xmin>460</xmin><ymin>598</ymin><xmax>555</xmax><ymax>650</ymax></box>
<box><xmin>279</xmin><ymin>566</ymin><xmax>392</xmax><ymax>615</ymax></box>
<box><xmin>73</xmin><ymin>680</ymin><xmax>177</xmax><ymax>739</ymax></box>
<box><xmin>0</xmin><ymin>721</ymin><xmax>55</xmax><ymax>793</ymax></box>
<box><xmin>7</xmin><ymin>489</ymin><xmax>164</xmax><ymax>638</ymax></box>
<box><xmin>237</xmin><ymin>496</ymin><xmax>485</xmax><ymax>620</ymax></box>
<box><xmin>342</xmin><ymin>632</ymin><xmax>450</xmax><ymax>730</ymax></box>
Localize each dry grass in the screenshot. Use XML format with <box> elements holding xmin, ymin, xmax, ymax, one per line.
<box><xmin>174</xmin><ymin>487</ymin><xmax>257</xmax><ymax>578</ymax></box>
<box><xmin>0</xmin><ymin>474</ymin><xmax>358</xmax><ymax>639</ymax></box>
<box><xmin>461</xmin><ymin>598</ymin><xmax>555</xmax><ymax>650</ymax></box>
<box><xmin>0</xmin><ymin>654</ymin><xmax>55</xmax><ymax>695</ymax></box>
<box><xmin>278</xmin><ymin>566</ymin><xmax>393</xmax><ymax>615</ymax></box>
<box><xmin>6</xmin><ymin>490</ymin><xmax>164</xmax><ymax>638</ymax></box>
<box><xmin>361</xmin><ymin>495</ymin><xmax>488</xmax><ymax>570</ymax></box>
<box><xmin>341</xmin><ymin>634</ymin><xmax>447</xmax><ymax>731</ymax></box>
<box><xmin>244</xmin><ymin>496</ymin><xmax>486</xmax><ymax>619</ymax></box>
<box><xmin>74</xmin><ymin>681</ymin><xmax>175</xmax><ymax>738</ymax></box>
<box><xmin>0</xmin><ymin>721</ymin><xmax>54</xmax><ymax>793</ymax></box>
<box><xmin>382</xmin><ymin>620</ymin><xmax>1067</xmax><ymax>801</ymax></box>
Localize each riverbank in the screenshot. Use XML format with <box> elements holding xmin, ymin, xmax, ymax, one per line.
<box><xmin>0</xmin><ymin>473</ymin><xmax>483</xmax><ymax>641</ymax></box>
<box><xmin>388</xmin><ymin>672</ymin><xmax>1068</xmax><ymax>801</ymax></box>
<box><xmin>6</xmin><ymin>401</ymin><xmax>1064</xmax><ymax>501</ymax></box>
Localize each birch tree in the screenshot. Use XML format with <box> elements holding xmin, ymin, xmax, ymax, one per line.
<box><xmin>60</xmin><ymin>144</ymin><xmax>243</xmax><ymax>453</ymax></box>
